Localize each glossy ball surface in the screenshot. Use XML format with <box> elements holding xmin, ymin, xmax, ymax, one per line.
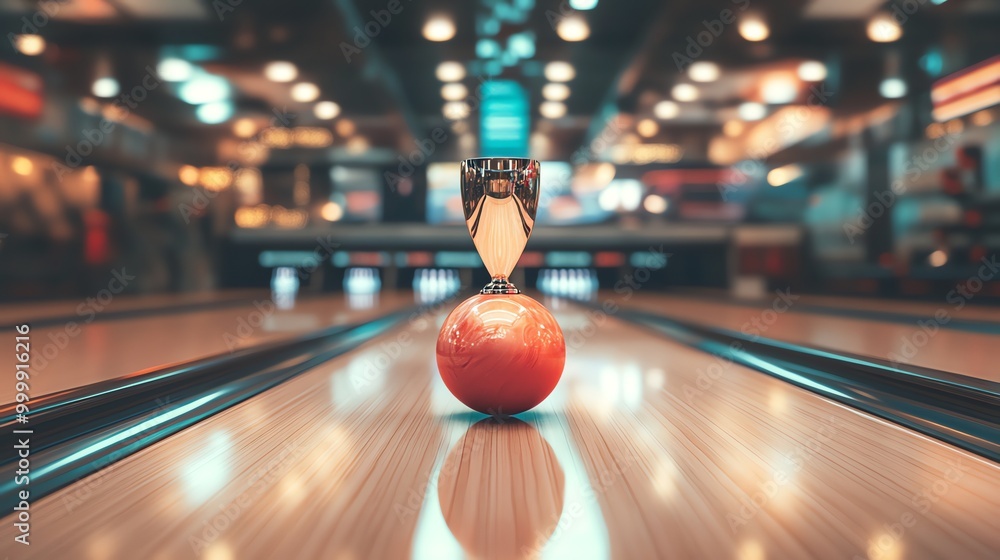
<box><xmin>436</xmin><ymin>293</ymin><xmax>565</xmax><ymax>415</ymax></box>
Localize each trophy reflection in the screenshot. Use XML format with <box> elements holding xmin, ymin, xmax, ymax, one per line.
<box><xmin>437</xmin><ymin>418</ymin><xmax>565</xmax><ymax>560</ymax></box>
<box><xmin>436</xmin><ymin>158</ymin><xmax>566</xmax><ymax>415</ymax></box>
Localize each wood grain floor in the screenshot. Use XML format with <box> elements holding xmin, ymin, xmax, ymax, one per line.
<box><xmin>1</xmin><ymin>293</ymin><xmax>413</xmax><ymax>402</ymax></box>
<box><xmin>2</xmin><ymin>294</ymin><xmax>998</xmax><ymax>559</ymax></box>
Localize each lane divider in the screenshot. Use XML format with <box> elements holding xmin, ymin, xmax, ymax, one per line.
<box><xmin>0</xmin><ymin>307</ymin><xmax>417</xmax><ymax>511</ymax></box>
<box><xmin>583</xmin><ymin>302</ymin><xmax>1000</xmax><ymax>464</ymax></box>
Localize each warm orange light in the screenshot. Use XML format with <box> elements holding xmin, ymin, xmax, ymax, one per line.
<box><xmin>11</xmin><ymin>156</ymin><xmax>33</xmax><ymax>176</ymax></box>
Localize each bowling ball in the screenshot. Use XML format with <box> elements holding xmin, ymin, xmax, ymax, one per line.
<box><xmin>436</xmin><ymin>293</ymin><xmax>565</xmax><ymax>415</ymax></box>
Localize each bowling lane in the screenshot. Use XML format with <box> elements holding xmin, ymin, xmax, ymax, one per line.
<box><xmin>1</xmin><ymin>292</ymin><xmax>414</xmax><ymax>402</ymax></box>
<box><xmin>621</xmin><ymin>292</ymin><xmax>999</xmax><ymax>382</ymax></box>
<box><xmin>5</xmin><ymin>298</ymin><xmax>998</xmax><ymax>559</ymax></box>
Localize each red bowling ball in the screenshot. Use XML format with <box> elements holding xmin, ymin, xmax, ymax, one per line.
<box><xmin>436</xmin><ymin>293</ymin><xmax>566</xmax><ymax>415</ymax></box>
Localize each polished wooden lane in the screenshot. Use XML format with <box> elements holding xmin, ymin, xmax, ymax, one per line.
<box><xmin>2</xmin><ymin>296</ymin><xmax>998</xmax><ymax>559</ymax></box>
<box><xmin>1</xmin><ymin>292</ymin><xmax>414</xmax><ymax>402</ymax></box>
<box><xmin>622</xmin><ymin>292</ymin><xmax>999</xmax><ymax>382</ymax></box>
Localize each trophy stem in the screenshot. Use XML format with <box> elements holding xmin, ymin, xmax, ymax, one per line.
<box><xmin>481</xmin><ymin>276</ymin><xmax>520</xmax><ymax>295</ymax></box>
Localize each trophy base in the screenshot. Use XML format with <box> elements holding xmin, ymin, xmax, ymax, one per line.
<box><xmin>480</xmin><ymin>277</ymin><xmax>520</xmax><ymax>295</ymax></box>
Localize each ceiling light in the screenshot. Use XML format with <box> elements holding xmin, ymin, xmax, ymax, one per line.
<box><xmin>797</xmin><ymin>61</ymin><xmax>827</xmax><ymax>82</ymax></box>
<box><xmin>761</xmin><ymin>74</ymin><xmax>798</xmax><ymax>104</ymax></box>
<box><xmin>643</xmin><ymin>194</ymin><xmax>668</xmax><ymax>214</ymax></box>
<box><xmin>232</xmin><ymin>118</ymin><xmax>257</xmax><ymax>138</ymax></box>
<box><xmin>653</xmin><ymin>100</ymin><xmax>679</xmax><ymax>119</ymax></box>
<box><xmin>12</xmin><ymin>156</ymin><xmax>33</xmax><ymax>176</ymax></box>
<box><xmin>539</xmin><ymin>101</ymin><xmax>567</xmax><ymax>119</ymax></box>
<box><xmin>738</xmin><ymin>102</ymin><xmax>766</xmax><ymax>120</ymax></box>
<box><xmin>178</xmin><ymin>74</ymin><xmax>230</xmax><ymax>104</ymax></box>
<box><xmin>688</xmin><ymin>61</ymin><xmax>720</xmax><ymax>82</ymax></box>
<box><xmin>314</xmin><ymin>101</ymin><xmax>341</xmax><ymax>119</ymax></box>
<box><xmin>264</xmin><ymin>61</ymin><xmax>298</xmax><ymax>82</ymax></box>
<box><xmin>569</xmin><ymin>0</ymin><xmax>598</xmax><ymax>9</ymax></box>
<box><xmin>178</xmin><ymin>165</ymin><xmax>199</xmax><ymax>186</ymax></box>
<box><xmin>868</xmin><ymin>13</ymin><xmax>902</xmax><ymax>42</ymax></box>
<box><xmin>321</xmin><ymin>201</ymin><xmax>344</xmax><ymax>222</ymax></box>
<box><xmin>441</xmin><ymin>83</ymin><xmax>468</xmax><ymax>101</ymax></box>
<box><xmin>542</xmin><ymin>83</ymin><xmax>570</xmax><ymax>101</ymax></box>
<box><xmin>545</xmin><ymin>61</ymin><xmax>576</xmax><ymax>82</ymax></box>
<box><xmin>335</xmin><ymin>119</ymin><xmax>356</xmax><ymax>137</ymax></box>
<box><xmin>767</xmin><ymin>164</ymin><xmax>803</xmax><ymax>187</ymax></box>
<box><xmin>157</xmin><ymin>58</ymin><xmax>193</xmax><ymax>82</ymax></box>
<box><xmin>636</xmin><ymin>119</ymin><xmax>659</xmax><ymax>138</ymax></box>
<box><xmin>723</xmin><ymin>120</ymin><xmax>745</xmax><ymax>137</ymax></box>
<box><xmin>738</xmin><ymin>15</ymin><xmax>769</xmax><ymax>42</ymax></box>
<box><xmin>423</xmin><ymin>16</ymin><xmax>456</xmax><ymax>41</ymax></box>
<box><xmin>880</xmin><ymin>77</ymin><xmax>907</xmax><ymax>99</ymax></box>
<box><xmin>291</xmin><ymin>82</ymin><xmax>320</xmax><ymax>102</ymax></box>
<box><xmin>443</xmin><ymin>101</ymin><xmax>470</xmax><ymax>120</ymax></box>
<box><xmin>92</xmin><ymin>77</ymin><xmax>120</xmax><ymax>98</ymax></box>
<box><xmin>557</xmin><ymin>15</ymin><xmax>590</xmax><ymax>42</ymax></box>
<box><xmin>436</xmin><ymin>61</ymin><xmax>465</xmax><ymax>82</ymax></box>
<box><xmin>14</xmin><ymin>34</ymin><xmax>45</xmax><ymax>56</ymax></box>
<box><xmin>196</xmin><ymin>101</ymin><xmax>233</xmax><ymax>124</ymax></box>
<box><xmin>671</xmin><ymin>83</ymin><xmax>699</xmax><ymax>102</ymax></box>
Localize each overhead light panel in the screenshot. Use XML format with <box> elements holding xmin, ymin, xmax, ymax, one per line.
<box><xmin>542</xmin><ymin>83</ymin><xmax>570</xmax><ymax>101</ymax></box>
<box><xmin>291</xmin><ymin>82</ymin><xmax>320</xmax><ymax>102</ymax></box>
<box><xmin>867</xmin><ymin>13</ymin><xmax>902</xmax><ymax>42</ymax></box>
<box><xmin>436</xmin><ymin>61</ymin><xmax>465</xmax><ymax>82</ymax></box>
<box><xmin>264</xmin><ymin>61</ymin><xmax>298</xmax><ymax>82</ymax></box>
<box><xmin>738</xmin><ymin>102</ymin><xmax>766</xmax><ymax>120</ymax></box>
<box><xmin>688</xmin><ymin>61</ymin><xmax>720</xmax><ymax>82</ymax></box>
<box><xmin>557</xmin><ymin>15</ymin><xmax>590</xmax><ymax>42</ymax></box>
<box><xmin>797</xmin><ymin>61</ymin><xmax>827</xmax><ymax>82</ymax></box>
<box><xmin>545</xmin><ymin>61</ymin><xmax>576</xmax><ymax>82</ymax></box>
<box><xmin>636</xmin><ymin>119</ymin><xmax>659</xmax><ymax>138</ymax></box>
<box><xmin>196</xmin><ymin>101</ymin><xmax>233</xmax><ymax>124</ymax></box>
<box><xmin>739</xmin><ymin>15</ymin><xmax>770</xmax><ymax>42</ymax></box>
<box><xmin>653</xmin><ymin>100</ymin><xmax>679</xmax><ymax>119</ymax></box>
<box><xmin>92</xmin><ymin>77</ymin><xmax>120</xmax><ymax>98</ymax></box>
<box><xmin>424</xmin><ymin>15</ymin><xmax>456</xmax><ymax>41</ymax></box>
<box><xmin>157</xmin><ymin>58</ymin><xmax>193</xmax><ymax>82</ymax></box>
<box><xmin>314</xmin><ymin>101</ymin><xmax>341</xmax><ymax>119</ymax></box>
<box><xmin>441</xmin><ymin>83</ymin><xmax>468</xmax><ymax>101</ymax></box>
<box><xmin>540</xmin><ymin>101</ymin><xmax>567</xmax><ymax>119</ymax></box>
<box><xmin>880</xmin><ymin>78</ymin><xmax>907</xmax><ymax>99</ymax></box>
<box><xmin>14</xmin><ymin>35</ymin><xmax>45</xmax><ymax>56</ymax></box>
<box><xmin>443</xmin><ymin>101</ymin><xmax>470</xmax><ymax>120</ymax></box>
<box><xmin>671</xmin><ymin>83</ymin><xmax>699</xmax><ymax>102</ymax></box>
<box><xmin>178</xmin><ymin>73</ymin><xmax>230</xmax><ymax>104</ymax></box>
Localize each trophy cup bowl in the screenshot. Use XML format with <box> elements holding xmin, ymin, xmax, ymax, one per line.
<box><xmin>436</xmin><ymin>158</ymin><xmax>566</xmax><ymax>415</ymax></box>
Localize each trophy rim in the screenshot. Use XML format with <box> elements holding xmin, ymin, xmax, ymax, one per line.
<box><xmin>461</xmin><ymin>157</ymin><xmax>539</xmax><ymax>172</ymax></box>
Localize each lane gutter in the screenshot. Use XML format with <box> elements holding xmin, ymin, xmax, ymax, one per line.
<box><xmin>576</xmin><ymin>301</ymin><xmax>1000</xmax><ymax>464</ymax></box>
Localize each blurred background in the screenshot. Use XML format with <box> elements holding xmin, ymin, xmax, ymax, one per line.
<box><xmin>1</xmin><ymin>0</ymin><xmax>998</xmax><ymax>303</ymax></box>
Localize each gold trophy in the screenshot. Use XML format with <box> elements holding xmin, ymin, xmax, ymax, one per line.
<box><xmin>436</xmin><ymin>158</ymin><xmax>566</xmax><ymax>415</ymax></box>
